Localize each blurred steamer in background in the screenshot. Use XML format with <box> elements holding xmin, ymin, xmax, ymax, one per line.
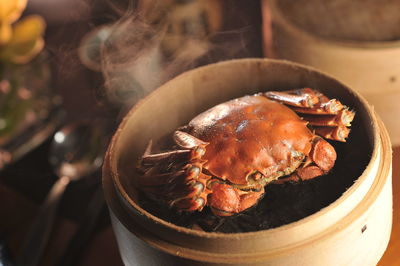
<box><xmin>264</xmin><ymin>0</ymin><xmax>400</xmax><ymax>146</ymax></box>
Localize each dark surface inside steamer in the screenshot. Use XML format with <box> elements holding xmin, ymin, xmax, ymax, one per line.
<box><xmin>137</xmin><ymin>128</ymin><xmax>370</xmax><ymax>233</ymax></box>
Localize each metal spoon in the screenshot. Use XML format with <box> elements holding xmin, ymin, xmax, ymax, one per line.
<box><xmin>16</xmin><ymin>121</ymin><xmax>107</xmax><ymax>266</ymax></box>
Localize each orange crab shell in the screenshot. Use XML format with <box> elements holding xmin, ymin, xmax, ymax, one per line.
<box><xmin>184</xmin><ymin>95</ymin><xmax>315</xmax><ymax>185</ymax></box>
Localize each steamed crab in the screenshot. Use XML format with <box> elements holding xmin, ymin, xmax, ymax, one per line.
<box><xmin>137</xmin><ymin>88</ymin><xmax>355</xmax><ymax>216</ymax></box>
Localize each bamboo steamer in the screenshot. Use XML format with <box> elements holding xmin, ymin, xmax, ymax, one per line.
<box><xmin>267</xmin><ymin>0</ymin><xmax>400</xmax><ymax>145</ymax></box>
<box><xmin>102</xmin><ymin>59</ymin><xmax>392</xmax><ymax>265</ymax></box>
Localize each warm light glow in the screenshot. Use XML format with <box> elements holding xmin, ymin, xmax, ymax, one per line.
<box><xmin>54</xmin><ymin>131</ymin><xmax>65</xmax><ymax>143</ymax></box>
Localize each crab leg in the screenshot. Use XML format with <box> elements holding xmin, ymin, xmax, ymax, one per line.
<box><xmin>141</xmin><ymin>149</ymin><xmax>192</xmax><ymax>166</ymax></box>
<box><xmin>168</xmin><ymin>172</ymin><xmax>210</xmax><ymax>211</ymax></box>
<box><xmin>138</xmin><ymin>162</ymin><xmax>209</xmax><ymax>211</ymax></box>
<box><xmin>139</xmin><ymin>131</ymin><xmax>208</xmax><ymax>170</ymax></box>
<box><xmin>301</xmin><ymin>109</ymin><xmax>355</xmax><ymax>127</ymax></box>
<box><xmin>138</xmin><ymin>168</ymin><xmax>189</xmax><ymax>187</ymax></box>
<box><xmin>291</xmin><ymin>99</ymin><xmax>344</xmax><ymax>115</ymax></box>
<box><xmin>263</xmin><ymin>89</ymin><xmax>319</xmax><ymax>108</ymax></box>
<box><xmin>264</xmin><ymin>88</ymin><xmax>355</xmax><ymax>142</ymax></box>
<box><xmin>314</xmin><ymin>126</ymin><xmax>350</xmax><ymax>142</ymax></box>
<box><xmin>137</xmin><ymin>131</ymin><xmax>211</xmax><ymax>212</ymax></box>
<box><xmin>275</xmin><ymin>165</ymin><xmax>326</xmax><ymax>184</ymax></box>
<box><xmin>174</xmin><ymin>130</ymin><xmax>208</xmax><ymax>149</ymax></box>
<box><xmin>264</xmin><ymin>88</ymin><xmax>346</xmax><ymax>113</ymax></box>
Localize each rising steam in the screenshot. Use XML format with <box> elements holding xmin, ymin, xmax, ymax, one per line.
<box><xmin>80</xmin><ymin>0</ymin><xmax>224</xmax><ymax>109</ymax></box>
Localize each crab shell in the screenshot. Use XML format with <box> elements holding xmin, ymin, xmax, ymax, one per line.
<box><xmin>183</xmin><ymin>95</ymin><xmax>315</xmax><ymax>187</ymax></box>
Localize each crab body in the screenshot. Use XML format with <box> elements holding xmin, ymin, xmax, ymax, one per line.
<box><xmin>137</xmin><ymin>89</ymin><xmax>354</xmax><ymax>216</ymax></box>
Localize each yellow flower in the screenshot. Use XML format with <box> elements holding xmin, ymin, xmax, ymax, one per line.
<box><xmin>0</xmin><ymin>0</ymin><xmax>27</xmax><ymax>44</ymax></box>
<box><xmin>0</xmin><ymin>0</ymin><xmax>46</xmax><ymax>64</ymax></box>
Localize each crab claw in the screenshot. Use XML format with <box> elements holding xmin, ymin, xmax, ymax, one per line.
<box><xmin>310</xmin><ymin>137</ymin><xmax>336</xmax><ymax>172</ymax></box>
<box><xmin>207</xmin><ymin>182</ymin><xmax>264</xmax><ymax>216</ymax></box>
<box><xmin>275</xmin><ymin>137</ymin><xmax>336</xmax><ymax>184</ymax></box>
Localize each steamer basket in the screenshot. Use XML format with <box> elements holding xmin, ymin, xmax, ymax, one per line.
<box><xmin>103</xmin><ymin>59</ymin><xmax>392</xmax><ymax>265</ymax></box>
<box><xmin>267</xmin><ymin>0</ymin><xmax>400</xmax><ymax>145</ymax></box>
